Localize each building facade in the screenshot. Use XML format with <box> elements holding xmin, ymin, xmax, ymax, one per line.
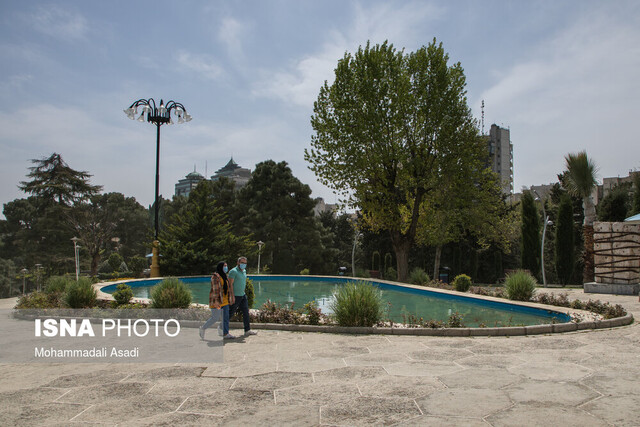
<box><xmin>174</xmin><ymin>169</ymin><xmax>205</xmax><ymax>198</ymax></box>
<box><xmin>486</xmin><ymin>124</ymin><xmax>514</xmax><ymax>197</ymax></box>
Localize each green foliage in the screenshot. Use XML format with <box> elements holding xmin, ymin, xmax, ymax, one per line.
<box><xmin>300</xmin><ymin>268</ymin><xmax>310</xmax><ymax>275</ymax></box>
<box><xmin>632</xmin><ymin>173</ymin><xmax>640</xmax><ymax>215</ymax></box>
<box><xmin>127</xmin><ymin>256</ymin><xmax>147</xmax><ymax>277</ymax></box>
<box><xmin>0</xmin><ymin>258</ymin><xmax>17</xmax><ymax>298</ymax></box>
<box><xmin>564</xmin><ymin>151</ymin><xmax>598</xmax><ymax>225</ymax></box>
<box><xmin>112</xmin><ymin>283</ymin><xmax>133</xmax><ymax>306</ymax></box>
<box><xmin>108</xmin><ymin>252</ymin><xmax>124</xmax><ymax>273</ymax></box>
<box><xmin>384</xmin><ymin>267</ymin><xmax>397</xmax><ymax>281</ymax></box>
<box><xmin>255</xmin><ymin>300</ymin><xmax>305</xmax><ymax>324</ymax></box>
<box><xmin>64</xmin><ymin>277</ymin><xmax>97</xmax><ymax>308</ymax></box>
<box><xmin>15</xmin><ymin>291</ymin><xmax>61</xmax><ymax>309</ymax></box>
<box><xmin>409</xmin><ymin>268</ymin><xmax>430</xmax><ymax>286</ymax></box>
<box><xmin>446</xmin><ymin>312</ymin><xmax>465</xmax><ymax>328</ymax></box>
<box><xmin>45</xmin><ymin>276</ymin><xmax>70</xmax><ymax>295</ymax></box>
<box><xmin>330</xmin><ymin>281</ymin><xmax>383</xmax><ymax>327</ymax></box>
<box><xmin>306</xmin><ymin>40</ymin><xmax>503</xmax><ymax>282</ymax></box>
<box><xmin>245</xmin><ymin>278</ymin><xmax>255</xmax><ymax>309</ymax></box>
<box><xmin>159</xmin><ymin>181</ymin><xmax>253</xmax><ymax>276</ymax></box>
<box><xmin>150</xmin><ymin>278</ymin><xmax>192</xmax><ymax>308</ymax></box>
<box><xmin>304</xmin><ymin>300</ymin><xmax>323</xmax><ymax>325</ymax></box>
<box><xmin>494</xmin><ymin>251</ymin><xmax>503</xmax><ymax>284</ymax></box>
<box><xmin>383</xmin><ymin>253</ymin><xmax>393</xmax><ymax>273</ymax></box>
<box><xmin>555</xmin><ymin>195</ymin><xmax>575</xmax><ymax>285</ymax></box>
<box><xmin>597</xmin><ymin>183</ymin><xmax>631</xmax><ymax>222</ymax></box>
<box><xmin>452</xmin><ymin>274</ymin><xmax>472</xmax><ymax>292</ymax></box>
<box><xmin>520</xmin><ymin>191</ymin><xmax>541</xmax><ymax>279</ymax></box>
<box><xmin>504</xmin><ymin>270</ymin><xmax>537</xmax><ymax>301</ymax></box>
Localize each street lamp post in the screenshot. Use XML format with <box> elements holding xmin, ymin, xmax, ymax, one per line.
<box><xmin>71</xmin><ymin>237</ymin><xmax>80</xmax><ymax>281</ymax></box>
<box><xmin>21</xmin><ymin>268</ymin><xmax>28</xmax><ymax>295</ymax></box>
<box><xmin>533</xmin><ymin>190</ymin><xmax>553</xmax><ymax>287</ymax></box>
<box><xmin>352</xmin><ymin>231</ymin><xmax>362</xmax><ymax>277</ymax></box>
<box><xmin>124</xmin><ymin>98</ymin><xmax>192</xmax><ymax>278</ymax></box>
<box><xmin>256</xmin><ymin>241</ymin><xmax>264</xmax><ymax>274</ymax></box>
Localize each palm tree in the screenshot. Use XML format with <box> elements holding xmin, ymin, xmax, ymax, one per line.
<box><xmin>563</xmin><ymin>151</ymin><xmax>597</xmax><ymax>283</ymax></box>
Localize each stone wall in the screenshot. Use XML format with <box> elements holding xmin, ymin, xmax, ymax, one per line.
<box><xmin>593</xmin><ymin>222</ymin><xmax>640</xmax><ymax>284</ymax></box>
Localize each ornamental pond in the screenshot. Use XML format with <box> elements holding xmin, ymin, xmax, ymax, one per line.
<box><xmin>101</xmin><ymin>275</ymin><xmax>570</xmax><ymax>327</ymax></box>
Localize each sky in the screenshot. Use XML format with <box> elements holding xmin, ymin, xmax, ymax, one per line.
<box><xmin>1</xmin><ymin>0</ymin><xmax>639</xmax><ymax>216</ymax></box>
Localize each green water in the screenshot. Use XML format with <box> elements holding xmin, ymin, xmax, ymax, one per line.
<box><xmin>122</xmin><ymin>279</ymin><xmax>563</xmax><ymax>327</ymax></box>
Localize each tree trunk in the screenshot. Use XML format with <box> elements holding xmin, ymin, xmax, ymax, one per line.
<box><xmin>433</xmin><ymin>245</ymin><xmax>442</xmax><ymax>281</ymax></box>
<box><xmin>390</xmin><ymin>232</ymin><xmax>411</xmax><ymax>282</ymax></box>
<box><xmin>582</xmin><ymin>224</ymin><xmax>595</xmax><ymax>283</ymax></box>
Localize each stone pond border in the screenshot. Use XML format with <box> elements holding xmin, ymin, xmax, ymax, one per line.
<box><xmin>94</xmin><ymin>276</ymin><xmax>635</xmax><ymax>337</ymax></box>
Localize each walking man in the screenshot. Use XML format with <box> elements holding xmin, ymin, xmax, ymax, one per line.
<box><xmin>228</xmin><ymin>256</ymin><xmax>257</xmax><ymax>336</ymax></box>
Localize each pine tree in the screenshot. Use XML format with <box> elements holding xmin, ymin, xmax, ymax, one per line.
<box><xmin>520</xmin><ymin>191</ymin><xmax>540</xmax><ymax>279</ymax></box>
<box><xmin>555</xmin><ymin>195</ymin><xmax>574</xmax><ymax>286</ymax></box>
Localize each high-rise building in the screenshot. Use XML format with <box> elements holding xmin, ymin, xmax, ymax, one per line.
<box><xmin>486</xmin><ymin>124</ymin><xmax>514</xmax><ymax>197</ymax></box>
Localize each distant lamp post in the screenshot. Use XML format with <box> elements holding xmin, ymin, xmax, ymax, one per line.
<box><xmin>256</xmin><ymin>241</ymin><xmax>264</xmax><ymax>274</ymax></box>
<box><xmin>352</xmin><ymin>232</ymin><xmax>363</xmax><ymax>277</ymax></box>
<box><xmin>20</xmin><ymin>268</ymin><xmax>28</xmax><ymax>295</ymax></box>
<box><xmin>124</xmin><ymin>98</ymin><xmax>192</xmax><ymax>278</ymax></box>
<box><xmin>34</xmin><ymin>264</ymin><xmax>42</xmax><ymax>292</ymax></box>
<box><xmin>533</xmin><ymin>190</ymin><xmax>553</xmax><ymax>287</ymax></box>
<box><xmin>71</xmin><ymin>237</ymin><xmax>80</xmax><ymax>281</ymax></box>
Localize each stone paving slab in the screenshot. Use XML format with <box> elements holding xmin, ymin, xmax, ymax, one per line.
<box><xmin>0</xmin><ymin>289</ymin><xmax>638</xmax><ymax>425</ymax></box>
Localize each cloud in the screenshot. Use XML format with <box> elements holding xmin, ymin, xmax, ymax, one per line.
<box><xmin>219</xmin><ymin>17</ymin><xmax>245</xmax><ymax>58</ymax></box>
<box><xmin>175</xmin><ymin>50</ymin><xmax>224</xmax><ymax>81</ymax></box>
<box><xmin>478</xmin><ymin>7</ymin><xmax>640</xmax><ymax>187</ymax></box>
<box><xmin>29</xmin><ymin>5</ymin><xmax>88</xmax><ymax>41</ymax></box>
<box><xmin>253</xmin><ymin>1</ymin><xmax>444</xmax><ymax>107</ymax></box>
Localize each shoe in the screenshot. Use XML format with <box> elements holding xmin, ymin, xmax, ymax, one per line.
<box><xmin>223</xmin><ymin>333</ymin><xmax>236</xmax><ymax>340</ymax></box>
<box><xmin>199</xmin><ymin>326</ymin><xmax>205</xmax><ymax>340</ymax></box>
<box><xmin>244</xmin><ymin>330</ymin><xmax>257</xmax><ymax>336</ymax></box>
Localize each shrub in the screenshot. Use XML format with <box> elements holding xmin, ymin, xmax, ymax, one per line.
<box><xmin>45</xmin><ymin>276</ymin><xmax>71</xmax><ymax>295</ymax></box>
<box><xmin>245</xmin><ymin>278</ymin><xmax>255</xmax><ymax>309</ymax></box>
<box><xmin>108</xmin><ymin>252</ymin><xmax>124</xmax><ymax>272</ymax></box>
<box><xmin>504</xmin><ymin>270</ymin><xmax>537</xmax><ymax>301</ymax></box>
<box><xmin>452</xmin><ymin>274</ymin><xmax>472</xmax><ymax>292</ymax></box>
<box><xmin>409</xmin><ymin>268</ymin><xmax>430</xmax><ymax>286</ymax></box>
<box><xmin>128</xmin><ymin>256</ymin><xmax>147</xmax><ymax>277</ymax></box>
<box><xmin>255</xmin><ymin>300</ymin><xmax>305</xmax><ymax>324</ymax></box>
<box><xmin>64</xmin><ymin>277</ymin><xmax>97</xmax><ymax>308</ymax></box>
<box><xmin>15</xmin><ymin>291</ymin><xmax>60</xmax><ymax>309</ymax></box>
<box><xmin>330</xmin><ymin>281</ymin><xmax>383</xmax><ymax>327</ymax></box>
<box><xmin>300</xmin><ymin>268</ymin><xmax>310</xmax><ymax>275</ymax></box>
<box><xmin>446</xmin><ymin>312</ymin><xmax>465</xmax><ymax>328</ymax></box>
<box><xmin>112</xmin><ymin>283</ymin><xmax>134</xmax><ymax>306</ymax></box>
<box><xmin>304</xmin><ymin>300</ymin><xmax>323</xmax><ymax>325</ymax></box>
<box><xmin>150</xmin><ymin>278</ymin><xmax>192</xmax><ymax>308</ymax></box>
<box><xmin>384</xmin><ymin>267</ymin><xmax>397</xmax><ymax>281</ymax></box>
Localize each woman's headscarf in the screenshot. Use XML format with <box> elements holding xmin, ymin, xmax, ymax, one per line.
<box><xmin>216</xmin><ymin>261</ymin><xmax>228</xmax><ymax>294</ymax></box>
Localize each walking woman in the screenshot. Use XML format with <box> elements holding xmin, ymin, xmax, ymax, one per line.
<box><xmin>199</xmin><ymin>261</ymin><xmax>236</xmax><ymax>340</ymax></box>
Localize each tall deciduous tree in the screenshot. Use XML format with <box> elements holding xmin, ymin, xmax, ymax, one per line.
<box><xmin>563</xmin><ymin>151</ymin><xmax>597</xmax><ymax>283</ymax></box>
<box><xmin>521</xmin><ymin>191</ymin><xmax>541</xmax><ymax>280</ymax></box>
<box><xmin>555</xmin><ymin>194</ymin><xmax>575</xmax><ymax>285</ymax></box>
<box><xmin>306</xmin><ymin>40</ymin><xmax>497</xmax><ymax>281</ymax></box>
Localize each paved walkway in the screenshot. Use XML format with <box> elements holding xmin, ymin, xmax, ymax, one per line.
<box><xmin>0</xmin><ymin>289</ymin><xmax>638</xmax><ymax>426</ymax></box>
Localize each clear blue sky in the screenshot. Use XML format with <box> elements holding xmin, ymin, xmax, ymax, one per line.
<box><xmin>1</xmin><ymin>0</ymin><xmax>639</xmax><ymax>213</ymax></box>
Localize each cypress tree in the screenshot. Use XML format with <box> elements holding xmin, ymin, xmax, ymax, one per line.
<box><xmin>521</xmin><ymin>191</ymin><xmax>541</xmax><ymax>279</ymax></box>
<box><xmin>555</xmin><ymin>195</ymin><xmax>575</xmax><ymax>285</ymax></box>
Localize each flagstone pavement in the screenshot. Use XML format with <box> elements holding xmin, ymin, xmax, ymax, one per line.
<box><xmin>0</xmin><ymin>289</ymin><xmax>638</xmax><ymax>426</ymax></box>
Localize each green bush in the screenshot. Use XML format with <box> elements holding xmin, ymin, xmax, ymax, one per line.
<box><xmin>64</xmin><ymin>277</ymin><xmax>97</xmax><ymax>308</ymax></box>
<box><xmin>15</xmin><ymin>291</ymin><xmax>60</xmax><ymax>309</ymax></box>
<box><xmin>108</xmin><ymin>252</ymin><xmax>124</xmax><ymax>272</ymax></box>
<box><xmin>299</xmin><ymin>268</ymin><xmax>310</xmax><ymax>275</ymax></box>
<box><xmin>245</xmin><ymin>278</ymin><xmax>255</xmax><ymax>309</ymax></box>
<box><xmin>452</xmin><ymin>274</ymin><xmax>472</xmax><ymax>292</ymax></box>
<box><xmin>504</xmin><ymin>270</ymin><xmax>537</xmax><ymax>301</ymax></box>
<box><xmin>128</xmin><ymin>256</ymin><xmax>148</xmax><ymax>277</ymax></box>
<box><xmin>330</xmin><ymin>281</ymin><xmax>383</xmax><ymax>327</ymax></box>
<box><xmin>112</xmin><ymin>283</ymin><xmax>134</xmax><ymax>306</ymax></box>
<box><xmin>255</xmin><ymin>300</ymin><xmax>305</xmax><ymax>324</ymax></box>
<box><xmin>409</xmin><ymin>268</ymin><xmax>430</xmax><ymax>286</ymax></box>
<box><xmin>45</xmin><ymin>276</ymin><xmax>71</xmax><ymax>295</ymax></box>
<box><xmin>150</xmin><ymin>278</ymin><xmax>192</xmax><ymax>308</ymax></box>
<box><xmin>384</xmin><ymin>267</ymin><xmax>397</xmax><ymax>281</ymax></box>
<box><xmin>304</xmin><ymin>300</ymin><xmax>323</xmax><ymax>325</ymax></box>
